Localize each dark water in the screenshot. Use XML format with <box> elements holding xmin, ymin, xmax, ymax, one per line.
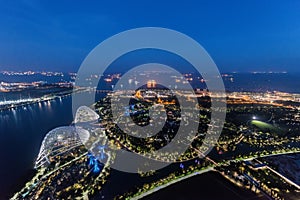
<box><xmin>223</xmin><ymin>73</ymin><xmax>300</xmax><ymax>93</ymax></box>
<box><xmin>184</xmin><ymin>72</ymin><xmax>300</xmax><ymax>93</ymax></box>
<box><xmin>0</xmin><ymin>96</ymin><xmax>73</xmax><ymax>199</ymax></box>
<box><xmin>0</xmin><ymin>73</ymin><xmax>73</xmax><ymax>84</ymax></box>
<box><xmin>142</xmin><ymin>171</ymin><xmax>267</xmax><ymax>200</ymax></box>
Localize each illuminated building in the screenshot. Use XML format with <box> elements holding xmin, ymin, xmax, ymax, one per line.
<box><xmin>35</xmin><ymin>126</ymin><xmax>90</xmax><ymax>168</ymax></box>
<box><xmin>147</xmin><ymin>80</ymin><xmax>157</xmax><ymax>88</ymax></box>
<box><xmin>135</xmin><ymin>90</ymin><xmax>143</xmax><ymax>98</ymax></box>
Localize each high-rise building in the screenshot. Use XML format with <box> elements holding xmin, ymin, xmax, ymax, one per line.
<box><xmin>147</xmin><ymin>80</ymin><xmax>157</xmax><ymax>88</ymax></box>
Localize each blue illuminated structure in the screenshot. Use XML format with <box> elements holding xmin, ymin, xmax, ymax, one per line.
<box><xmin>93</xmin><ymin>162</ymin><xmax>101</xmax><ymax>173</ymax></box>
<box><xmin>87</xmin><ymin>152</ymin><xmax>104</xmax><ymax>174</ymax></box>
<box><xmin>180</xmin><ymin>163</ymin><xmax>184</xmax><ymax>169</ymax></box>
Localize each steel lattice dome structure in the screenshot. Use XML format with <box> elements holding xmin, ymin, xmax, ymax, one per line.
<box><xmin>35</xmin><ymin>126</ymin><xmax>90</xmax><ymax>168</ymax></box>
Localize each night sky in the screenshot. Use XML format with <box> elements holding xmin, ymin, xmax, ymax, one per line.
<box><xmin>0</xmin><ymin>0</ymin><xmax>299</xmax><ymax>73</ymax></box>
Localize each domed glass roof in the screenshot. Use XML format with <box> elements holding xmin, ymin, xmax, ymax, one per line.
<box><xmin>35</xmin><ymin>126</ymin><xmax>89</xmax><ymax>168</ymax></box>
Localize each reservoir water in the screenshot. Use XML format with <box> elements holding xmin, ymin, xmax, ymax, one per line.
<box><xmin>0</xmin><ymin>96</ymin><xmax>73</xmax><ymax>198</ymax></box>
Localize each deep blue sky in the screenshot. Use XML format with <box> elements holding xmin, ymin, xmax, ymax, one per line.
<box><xmin>0</xmin><ymin>0</ymin><xmax>299</xmax><ymax>72</ymax></box>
